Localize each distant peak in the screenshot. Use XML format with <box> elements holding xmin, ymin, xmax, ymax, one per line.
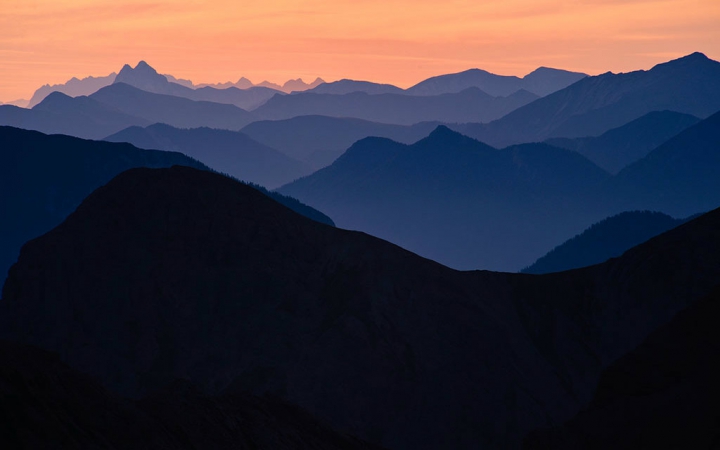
<box><xmin>136</xmin><ymin>60</ymin><xmax>152</xmax><ymax>69</ymax></box>
<box><xmin>427</xmin><ymin>125</ymin><xmax>465</xmax><ymax>140</ymax></box>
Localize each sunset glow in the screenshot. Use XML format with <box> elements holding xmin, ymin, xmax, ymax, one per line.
<box><xmin>1</xmin><ymin>0</ymin><xmax>719</xmax><ymax>102</ymax></box>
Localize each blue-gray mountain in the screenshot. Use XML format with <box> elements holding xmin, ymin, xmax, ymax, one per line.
<box><xmin>105</xmin><ymin>123</ymin><xmax>312</xmax><ymax>189</ymax></box>
<box><xmin>3</xmin><ymin>165</ymin><xmax>720</xmax><ymax>449</ymax></box>
<box><xmin>279</xmin><ymin>126</ymin><xmax>610</xmax><ymax>271</ymax></box>
<box><xmin>114</xmin><ymin>61</ymin><xmax>284</xmax><ymax>110</ymax></box>
<box><xmin>454</xmin><ymin>52</ymin><xmax>720</xmax><ymax>147</ymax></box>
<box><xmin>406</xmin><ymin>66</ymin><xmax>587</xmax><ymax>97</ymax></box>
<box><xmin>241</xmin><ymin>116</ymin><xmax>441</xmax><ymax>169</ymax></box>
<box><xmin>522</xmin><ymin>211</ymin><xmax>693</xmax><ymax>274</ymax></box>
<box><xmin>279</xmin><ymin>111</ymin><xmax>720</xmax><ymax>271</ymax></box>
<box><xmin>545</xmin><ymin>110</ymin><xmax>700</xmax><ymax>173</ymax></box>
<box><xmin>0</xmin><ymin>83</ymin><xmax>259</xmax><ymax>140</ymax></box>
<box><xmin>253</xmin><ymin>88</ymin><xmax>538</xmax><ymax>125</ymax></box>
<box><xmin>0</xmin><ymin>126</ymin><xmax>332</xmax><ymax>289</ymax></box>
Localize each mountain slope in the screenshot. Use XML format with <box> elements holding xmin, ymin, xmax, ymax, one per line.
<box><xmin>90</xmin><ymin>83</ymin><xmax>257</xmax><ymax>130</ymax></box>
<box><xmin>523</xmin><ymin>285</ymin><xmax>720</xmax><ymax>450</ymax></box>
<box><xmin>0</xmin><ymin>340</ymin><xmax>384</xmax><ymax>450</ymax></box>
<box><xmin>546</xmin><ymin>110</ymin><xmax>700</xmax><ymax>173</ymax></box>
<box><xmin>407</xmin><ymin>67</ymin><xmax>586</xmax><ymax>97</ymax></box>
<box><xmin>279</xmin><ymin>126</ymin><xmax>610</xmax><ymax>271</ymax></box>
<box><xmin>459</xmin><ymin>52</ymin><xmax>720</xmax><ymax>147</ymax></box>
<box><xmin>522</xmin><ymin>211</ymin><xmax>690</xmax><ymax>274</ymax></box>
<box><xmin>3</xmin><ymin>165</ymin><xmax>720</xmax><ymax>449</ymax></box>
<box><xmin>28</xmin><ymin>72</ymin><xmax>117</xmax><ymax>107</ymax></box>
<box><xmin>612</xmin><ymin>109</ymin><xmax>720</xmax><ymax>217</ymax></box>
<box><xmin>253</xmin><ymin>88</ymin><xmax>538</xmax><ymax>125</ymax></box>
<box><xmin>308</xmin><ymin>79</ymin><xmax>405</xmax><ymax>95</ymax></box>
<box><xmin>105</xmin><ymin>123</ymin><xmax>311</xmax><ymax>189</ymax></box>
<box><xmin>0</xmin><ymin>92</ymin><xmax>149</xmax><ymax>139</ymax></box>
<box><xmin>241</xmin><ymin>116</ymin><xmax>439</xmax><ymax>168</ymax></box>
<box><xmin>114</xmin><ymin>61</ymin><xmax>283</xmax><ymax>109</ymax></box>
<box><xmin>0</xmin><ymin>126</ymin><xmax>332</xmax><ymax>288</ymax></box>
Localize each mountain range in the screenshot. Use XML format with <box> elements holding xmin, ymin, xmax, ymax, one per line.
<box><xmin>24</xmin><ymin>62</ymin><xmax>325</xmax><ymax>108</ymax></box>
<box><xmin>454</xmin><ymin>52</ymin><xmax>720</xmax><ymax>147</ymax></box>
<box><xmin>406</xmin><ymin>66</ymin><xmax>587</xmax><ymax>97</ymax></box>
<box><xmin>545</xmin><ymin>110</ymin><xmax>700</xmax><ymax>173</ymax></box>
<box><xmin>279</xmin><ymin>110</ymin><xmax>720</xmax><ymax>270</ymax></box>
<box><xmin>105</xmin><ymin>123</ymin><xmax>312</xmax><ymax>188</ymax></box>
<box><xmin>253</xmin><ymin>88</ymin><xmax>538</xmax><ymax>125</ymax></box>
<box><xmin>3</xmin><ymin>165</ymin><xmax>720</xmax><ymax>449</ymax></box>
<box><xmin>0</xmin><ymin>126</ymin><xmax>331</xmax><ymax>288</ymax></box>
<box><xmin>241</xmin><ymin>116</ymin><xmax>440</xmax><ymax>169</ymax></box>
<box><xmin>279</xmin><ymin>126</ymin><xmax>610</xmax><ymax>271</ymax></box>
<box><xmin>28</xmin><ymin>72</ymin><xmax>118</xmax><ymax>108</ymax></box>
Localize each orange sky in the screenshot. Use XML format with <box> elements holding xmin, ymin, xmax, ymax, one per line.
<box><xmin>1</xmin><ymin>0</ymin><xmax>719</xmax><ymax>102</ymax></box>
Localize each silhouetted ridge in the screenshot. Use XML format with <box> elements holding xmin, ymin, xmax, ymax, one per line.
<box><xmin>4</xmin><ymin>166</ymin><xmax>720</xmax><ymax>449</ymax></box>
<box><xmin>0</xmin><ymin>340</ymin><xmax>384</xmax><ymax>449</ymax></box>
<box><xmin>522</xmin><ymin>211</ymin><xmax>691</xmax><ymax>274</ymax></box>
<box><xmin>523</xmin><ymin>285</ymin><xmax>720</xmax><ymax>449</ymax></box>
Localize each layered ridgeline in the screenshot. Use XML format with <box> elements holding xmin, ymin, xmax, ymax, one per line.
<box><xmin>0</xmin><ymin>83</ymin><xmax>259</xmax><ymax>140</ymax></box>
<box><xmin>522</xmin><ymin>211</ymin><xmax>693</xmax><ymax>274</ymax></box>
<box><xmin>279</xmin><ymin>126</ymin><xmax>611</xmax><ymax>271</ymax></box>
<box><xmin>252</xmin><ymin>88</ymin><xmax>538</xmax><ymax>124</ymax></box>
<box><xmin>241</xmin><ymin>116</ymin><xmax>440</xmax><ymax>169</ymax></box>
<box><xmin>4</xmin><ymin>165</ymin><xmax>720</xmax><ymax>449</ymax></box>
<box><xmin>105</xmin><ymin>123</ymin><xmax>312</xmax><ymax>189</ymax></box>
<box><xmin>279</xmin><ymin>111</ymin><xmax>720</xmax><ymax>271</ymax></box>
<box><xmin>545</xmin><ymin>110</ymin><xmax>700</xmax><ymax>173</ymax></box>
<box><xmin>0</xmin><ymin>341</ymin><xmax>383</xmax><ymax>450</ymax></box>
<box><xmin>0</xmin><ymin>127</ymin><xmax>332</xmax><ymax>288</ymax></box>
<box><xmin>455</xmin><ymin>52</ymin><xmax>720</xmax><ymax>147</ymax></box>
<box><xmin>524</xmin><ymin>285</ymin><xmax>720</xmax><ymax>450</ymax></box>
<box><xmin>406</xmin><ymin>66</ymin><xmax>587</xmax><ymax>97</ymax></box>
<box><xmin>113</xmin><ymin>61</ymin><xmax>285</xmax><ymax>110</ymax></box>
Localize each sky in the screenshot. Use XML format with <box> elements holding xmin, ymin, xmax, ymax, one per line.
<box><xmin>1</xmin><ymin>0</ymin><xmax>719</xmax><ymax>102</ymax></box>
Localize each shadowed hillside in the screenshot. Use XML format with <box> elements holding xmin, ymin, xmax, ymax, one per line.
<box><xmin>279</xmin><ymin>126</ymin><xmax>610</xmax><ymax>271</ymax></box>
<box><xmin>456</xmin><ymin>52</ymin><xmax>720</xmax><ymax>147</ymax></box>
<box><xmin>522</xmin><ymin>211</ymin><xmax>692</xmax><ymax>274</ymax></box>
<box><xmin>4</xmin><ymin>165</ymin><xmax>720</xmax><ymax>449</ymax></box>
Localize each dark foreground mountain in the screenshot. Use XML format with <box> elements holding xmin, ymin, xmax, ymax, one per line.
<box><xmin>5</xmin><ymin>165</ymin><xmax>720</xmax><ymax>449</ymax></box>
<box><xmin>279</xmin><ymin>126</ymin><xmax>610</xmax><ymax>271</ymax></box>
<box><xmin>407</xmin><ymin>67</ymin><xmax>586</xmax><ymax>97</ymax></box>
<box><xmin>0</xmin><ymin>91</ymin><xmax>150</xmax><ymax>139</ymax></box>
<box><xmin>523</xmin><ymin>285</ymin><xmax>720</xmax><ymax>449</ymax></box>
<box><xmin>545</xmin><ymin>110</ymin><xmax>700</xmax><ymax>173</ymax></box>
<box><xmin>241</xmin><ymin>116</ymin><xmax>439</xmax><ymax>168</ymax></box>
<box><xmin>253</xmin><ymin>88</ymin><xmax>538</xmax><ymax>125</ymax></box>
<box><xmin>522</xmin><ymin>211</ymin><xmax>691</xmax><ymax>274</ymax></box>
<box><xmin>0</xmin><ymin>127</ymin><xmax>332</xmax><ymax>287</ymax></box>
<box><xmin>105</xmin><ymin>123</ymin><xmax>311</xmax><ymax>189</ymax></box>
<box><xmin>0</xmin><ymin>340</ymin><xmax>383</xmax><ymax>450</ymax></box>
<box><xmin>457</xmin><ymin>52</ymin><xmax>720</xmax><ymax>147</ymax></box>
